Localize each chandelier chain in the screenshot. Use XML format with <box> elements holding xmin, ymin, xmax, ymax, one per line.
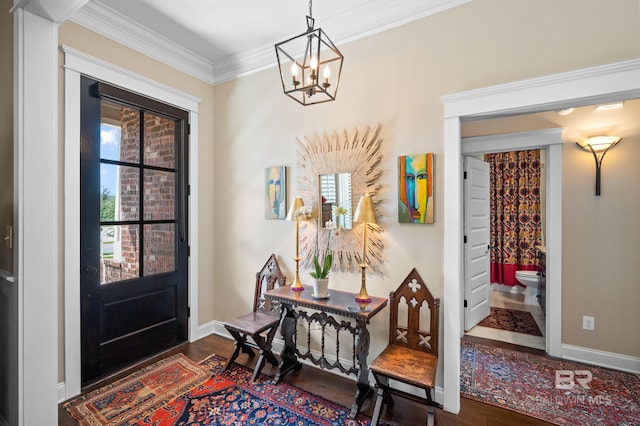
<box><xmin>308</xmin><ymin>0</ymin><xmax>313</xmax><ymax>18</ymax></box>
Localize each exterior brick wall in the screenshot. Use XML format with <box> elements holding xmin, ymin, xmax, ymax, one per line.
<box><xmin>101</xmin><ymin>107</ymin><xmax>176</xmax><ymax>284</ymax></box>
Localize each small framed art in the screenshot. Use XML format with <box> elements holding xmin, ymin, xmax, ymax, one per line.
<box><xmin>265</xmin><ymin>166</ymin><xmax>286</xmax><ymax>219</ymax></box>
<box><xmin>398</xmin><ymin>153</ymin><xmax>434</xmax><ymax>224</ymax></box>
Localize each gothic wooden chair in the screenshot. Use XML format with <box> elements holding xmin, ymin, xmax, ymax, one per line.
<box><xmin>369</xmin><ymin>268</ymin><xmax>440</xmax><ymax>426</ymax></box>
<box><xmin>223</xmin><ymin>254</ymin><xmax>286</xmax><ymax>382</ymax></box>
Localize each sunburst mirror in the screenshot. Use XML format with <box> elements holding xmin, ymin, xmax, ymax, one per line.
<box><xmin>296</xmin><ymin>123</ymin><xmax>384</xmax><ymax>274</ymax></box>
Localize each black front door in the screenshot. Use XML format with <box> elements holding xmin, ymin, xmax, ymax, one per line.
<box><xmin>80</xmin><ymin>77</ymin><xmax>189</xmax><ymax>385</ymax></box>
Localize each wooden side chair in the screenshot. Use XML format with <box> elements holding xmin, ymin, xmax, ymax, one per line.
<box><xmin>370</xmin><ymin>268</ymin><xmax>440</xmax><ymax>426</ymax></box>
<box><xmin>223</xmin><ymin>254</ymin><xmax>286</xmax><ymax>382</ymax></box>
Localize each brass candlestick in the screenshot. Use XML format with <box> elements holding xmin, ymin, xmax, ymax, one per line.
<box><xmin>286</xmin><ymin>197</ymin><xmax>306</xmax><ymax>291</ymax></box>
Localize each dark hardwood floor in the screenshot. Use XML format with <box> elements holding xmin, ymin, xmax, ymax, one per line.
<box><xmin>59</xmin><ymin>334</ymin><xmax>554</xmax><ymax>425</ymax></box>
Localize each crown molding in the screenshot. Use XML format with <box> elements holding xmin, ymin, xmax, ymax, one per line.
<box><xmin>69</xmin><ymin>1</ymin><xmax>215</xmax><ymax>84</ymax></box>
<box><xmin>69</xmin><ymin>0</ymin><xmax>470</xmax><ymax>85</ymax></box>
<box><xmin>215</xmin><ymin>0</ymin><xmax>473</xmax><ymax>83</ymax></box>
<box><xmin>11</xmin><ymin>0</ymin><xmax>88</xmax><ymax>22</ymax></box>
<box><xmin>324</xmin><ymin>0</ymin><xmax>472</xmax><ymax>45</ymax></box>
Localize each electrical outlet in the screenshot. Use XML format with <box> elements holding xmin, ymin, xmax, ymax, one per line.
<box><xmin>582</xmin><ymin>315</ymin><xmax>595</xmax><ymax>331</ymax></box>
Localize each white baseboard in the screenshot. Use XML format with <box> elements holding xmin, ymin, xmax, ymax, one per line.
<box><xmin>197</xmin><ymin>319</ymin><xmax>219</xmax><ymax>339</ymax></box>
<box><xmin>562</xmin><ymin>344</ymin><xmax>640</xmax><ymax>374</ymax></box>
<box><xmin>58</xmin><ymin>381</ymin><xmax>66</xmax><ymax>403</ymax></box>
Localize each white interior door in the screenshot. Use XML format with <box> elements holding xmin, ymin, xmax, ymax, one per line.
<box><xmin>464</xmin><ymin>156</ymin><xmax>491</xmax><ymax>331</ymax></box>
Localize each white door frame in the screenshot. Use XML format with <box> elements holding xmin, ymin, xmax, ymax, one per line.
<box><xmin>63</xmin><ymin>46</ymin><xmax>201</xmax><ymax>400</ymax></box>
<box><xmin>441</xmin><ymin>58</ymin><xmax>640</xmax><ymax>414</ymax></box>
<box><xmin>462</xmin><ymin>129</ymin><xmax>563</xmax><ymax>352</ymax></box>
<box><xmin>13</xmin><ymin>8</ymin><xmax>60</xmax><ymax>425</ymax></box>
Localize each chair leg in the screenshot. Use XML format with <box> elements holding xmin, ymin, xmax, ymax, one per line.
<box><xmin>371</xmin><ymin>374</ymin><xmax>392</xmax><ymax>425</ymax></box>
<box><xmin>425</xmin><ymin>387</ymin><xmax>434</xmax><ymax>406</ymax></box>
<box><xmin>264</xmin><ymin>325</ymin><xmax>280</xmax><ymax>366</ymax></box>
<box><xmin>249</xmin><ymin>326</ymin><xmax>279</xmax><ymax>382</ymax></box>
<box><xmin>225</xmin><ymin>330</ymin><xmax>249</xmax><ymax>371</ymax></box>
<box><xmin>251</xmin><ymin>352</ymin><xmax>266</xmax><ymax>382</ymax></box>
<box><xmin>427</xmin><ymin>405</ymin><xmax>435</xmax><ymax>426</ymax></box>
<box><xmin>371</xmin><ymin>385</ymin><xmax>385</xmax><ymax>425</ymax></box>
<box><xmin>426</xmin><ymin>388</ymin><xmax>435</xmax><ymax>426</ymax></box>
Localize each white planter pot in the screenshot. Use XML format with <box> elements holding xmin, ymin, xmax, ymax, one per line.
<box><xmin>312</xmin><ymin>278</ymin><xmax>329</xmax><ymax>298</ymax></box>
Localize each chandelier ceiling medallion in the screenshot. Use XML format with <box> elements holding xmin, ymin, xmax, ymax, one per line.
<box><xmin>275</xmin><ymin>0</ymin><xmax>344</xmax><ymax>106</ymax></box>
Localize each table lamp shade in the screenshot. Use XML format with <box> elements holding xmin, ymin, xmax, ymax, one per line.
<box><xmin>354</xmin><ymin>194</ymin><xmax>377</xmax><ymax>224</ymax></box>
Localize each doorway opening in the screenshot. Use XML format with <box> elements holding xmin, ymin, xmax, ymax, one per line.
<box><xmin>462</xmin><ymin>137</ymin><xmax>551</xmax><ymax>352</ymax></box>
<box><xmin>442</xmin><ymin>58</ymin><xmax>640</xmax><ymax>415</ymax></box>
<box><xmin>63</xmin><ymin>46</ymin><xmax>201</xmax><ymax>400</ymax></box>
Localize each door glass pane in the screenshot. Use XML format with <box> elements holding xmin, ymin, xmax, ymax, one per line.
<box><xmin>143</xmin><ymin>170</ymin><xmax>175</xmax><ymax>221</ymax></box>
<box><xmin>100</xmin><ymin>164</ymin><xmax>140</xmax><ymax>221</ymax></box>
<box><xmin>143</xmin><ymin>224</ymin><xmax>175</xmax><ymax>276</ymax></box>
<box><xmin>101</xmin><ymin>101</ymin><xmax>140</xmax><ymax>164</ymax></box>
<box><xmin>144</xmin><ymin>112</ymin><xmax>175</xmax><ymax>168</ymax></box>
<box><xmin>101</xmin><ymin>224</ymin><xmax>139</xmax><ymax>284</ymax></box>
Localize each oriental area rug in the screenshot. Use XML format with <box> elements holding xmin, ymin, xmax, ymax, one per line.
<box><xmin>461</xmin><ymin>339</ymin><xmax>640</xmax><ymax>426</ymax></box>
<box><xmin>478</xmin><ymin>306</ymin><xmax>543</xmax><ymax>336</ymax></box>
<box><xmin>65</xmin><ymin>353</ymin><xmax>378</xmax><ymax>425</ymax></box>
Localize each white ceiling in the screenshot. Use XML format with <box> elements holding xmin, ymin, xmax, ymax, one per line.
<box><xmin>68</xmin><ymin>0</ymin><xmax>638</xmax><ymax>137</ymax></box>
<box><xmin>70</xmin><ymin>0</ymin><xmax>471</xmax><ymax>84</ymax></box>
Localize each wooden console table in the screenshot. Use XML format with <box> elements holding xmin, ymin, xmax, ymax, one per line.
<box><xmin>265</xmin><ymin>285</ymin><xmax>388</xmax><ymax>418</ymax></box>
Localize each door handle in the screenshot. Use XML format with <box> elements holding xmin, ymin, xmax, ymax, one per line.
<box><xmin>84</xmin><ymin>265</ymin><xmax>98</xmax><ymax>274</ymax></box>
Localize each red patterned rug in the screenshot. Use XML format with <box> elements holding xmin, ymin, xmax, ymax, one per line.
<box><xmin>64</xmin><ymin>353</ymin><xmax>211</xmax><ymax>425</ymax></box>
<box><xmin>478</xmin><ymin>306</ymin><xmax>543</xmax><ymax>336</ymax></box>
<box><xmin>65</xmin><ymin>353</ymin><xmax>380</xmax><ymax>425</ymax></box>
<box><xmin>461</xmin><ymin>339</ymin><xmax>640</xmax><ymax>425</ymax></box>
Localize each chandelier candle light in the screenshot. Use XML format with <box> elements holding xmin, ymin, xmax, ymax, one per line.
<box><xmin>275</xmin><ymin>0</ymin><xmax>344</xmax><ymax>106</ymax></box>
<box><xmin>353</xmin><ymin>194</ymin><xmax>378</xmax><ymax>303</ymax></box>
<box><xmin>286</xmin><ymin>197</ymin><xmax>312</xmax><ymax>291</ymax></box>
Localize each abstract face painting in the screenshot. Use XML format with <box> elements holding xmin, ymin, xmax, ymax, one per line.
<box><xmin>265</xmin><ymin>166</ymin><xmax>286</xmax><ymax>219</ymax></box>
<box><xmin>398</xmin><ymin>153</ymin><xmax>434</xmax><ymax>224</ymax></box>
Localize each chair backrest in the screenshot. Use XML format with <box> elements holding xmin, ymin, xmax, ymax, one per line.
<box><xmin>388</xmin><ymin>268</ymin><xmax>439</xmax><ymax>356</ymax></box>
<box><xmin>253</xmin><ymin>254</ymin><xmax>287</xmax><ymax>313</ymax></box>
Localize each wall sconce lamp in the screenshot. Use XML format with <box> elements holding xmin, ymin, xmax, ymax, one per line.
<box><xmin>274</xmin><ymin>0</ymin><xmax>344</xmax><ymax>106</ymax></box>
<box><xmin>576</xmin><ymin>135</ymin><xmax>622</xmax><ymax>196</ymax></box>
<box><xmin>353</xmin><ymin>193</ymin><xmax>377</xmax><ymax>303</ymax></box>
<box><xmin>286</xmin><ymin>197</ymin><xmax>311</xmax><ymax>291</ymax></box>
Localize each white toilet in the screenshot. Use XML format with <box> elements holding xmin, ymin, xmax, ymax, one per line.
<box><xmin>515</xmin><ymin>270</ymin><xmax>540</xmax><ymax>306</ymax></box>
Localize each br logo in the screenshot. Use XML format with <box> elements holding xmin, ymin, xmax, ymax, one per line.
<box><xmin>555</xmin><ymin>370</ymin><xmax>592</xmax><ymax>389</ymax></box>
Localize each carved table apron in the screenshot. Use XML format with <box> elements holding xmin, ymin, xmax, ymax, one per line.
<box><xmin>265</xmin><ymin>285</ymin><xmax>388</xmax><ymax>419</ymax></box>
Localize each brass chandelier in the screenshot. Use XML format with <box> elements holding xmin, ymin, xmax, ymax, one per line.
<box><xmin>275</xmin><ymin>0</ymin><xmax>344</xmax><ymax>106</ymax></box>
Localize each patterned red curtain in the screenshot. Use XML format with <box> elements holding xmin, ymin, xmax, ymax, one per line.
<box><xmin>485</xmin><ymin>150</ymin><xmax>542</xmax><ymax>286</ymax></box>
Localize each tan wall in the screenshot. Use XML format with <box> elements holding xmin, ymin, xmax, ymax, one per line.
<box><xmin>563</xmin><ymin>132</ymin><xmax>640</xmax><ymax>356</ymax></box>
<box><xmin>213</xmin><ymin>0</ymin><xmax>640</xmax><ymax>385</ymax></box>
<box><xmin>53</xmin><ymin>0</ymin><xmax>640</xmax><ymax>386</ymax></box>
<box><xmin>57</xmin><ymin>22</ymin><xmax>216</xmax><ymax>381</ymax></box>
<box><xmin>0</xmin><ymin>1</ymin><xmax>13</xmax><ymax>272</ymax></box>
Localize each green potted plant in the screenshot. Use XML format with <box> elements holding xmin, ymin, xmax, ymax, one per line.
<box><xmin>310</xmin><ymin>206</ymin><xmax>346</xmax><ymax>298</ymax></box>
